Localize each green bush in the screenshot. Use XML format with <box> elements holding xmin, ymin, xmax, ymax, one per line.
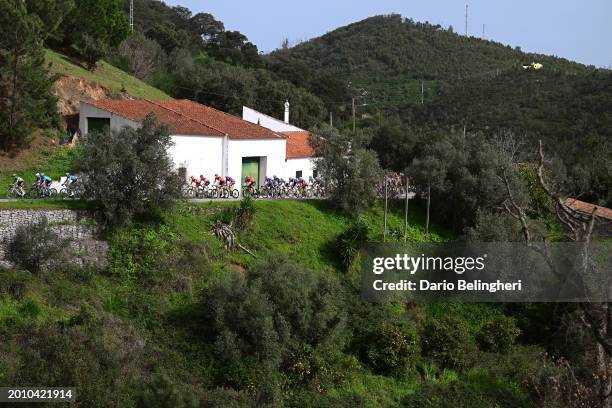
<box><xmin>336</xmin><ymin>218</ymin><xmax>370</xmax><ymax>269</ymax></box>
<box><xmin>4</xmin><ymin>306</ymin><xmax>145</xmax><ymax>407</ymax></box>
<box><xmin>477</xmin><ymin>316</ymin><xmax>521</xmax><ymax>353</ymax></box>
<box><xmin>421</xmin><ymin>316</ymin><xmax>476</xmax><ymax>370</ymax></box>
<box><xmin>361</xmin><ymin>320</ymin><xmax>420</xmax><ymax>375</ymax></box>
<box><xmin>7</xmin><ymin>217</ymin><xmax>70</xmax><ymax>274</ymax></box>
<box><xmin>200</xmin><ymin>257</ymin><xmax>347</xmax><ymax>389</ymax></box>
<box><xmin>219</xmin><ymin>194</ymin><xmax>256</xmax><ymax>231</ymax></box>
<box><xmin>77</xmin><ymin>114</ymin><xmax>181</xmax><ymax>226</ymax></box>
<box><xmin>234</xmin><ymin>194</ymin><xmax>256</xmax><ymax>231</ymax></box>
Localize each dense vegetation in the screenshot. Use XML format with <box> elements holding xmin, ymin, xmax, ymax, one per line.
<box><xmin>272</xmin><ymin>14</ymin><xmax>611</xmax><ymax>206</ymax></box>
<box><xmin>1</xmin><ymin>2</ymin><xmax>611</xmax><ymax>406</ymax></box>
<box><xmin>0</xmin><ymin>199</ymin><xmax>578</xmax><ymax>407</ymax></box>
<box><xmin>108</xmin><ymin>0</ymin><xmax>327</xmax><ymax>128</ymax></box>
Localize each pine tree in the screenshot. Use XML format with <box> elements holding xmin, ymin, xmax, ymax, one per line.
<box><xmin>0</xmin><ymin>0</ymin><xmax>59</xmax><ymax>150</ymax></box>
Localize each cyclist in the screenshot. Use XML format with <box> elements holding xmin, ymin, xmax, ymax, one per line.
<box><xmin>63</xmin><ymin>172</ymin><xmax>78</xmax><ymax>197</ymax></box>
<box><xmin>245</xmin><ymin>175</ymin><xmax>256</xmax><ymax>188</ymax></box>
<box><xmin>12</xmin><ymin>174</ymin><xmax>25</xmax><ymax>197</ymax></box>
<box><xmin>226</xmin><ymin>176</ymin><xmax>235</xmax><ymax>188</ymax></box>
<box><xmin>42</xmin><ymin>174</ymin><xmax>53</xmax><ymax>189</ymax></box>
<box><xmin>297</xmin><ymin>177</ymin><xmax>308</xmax><ymax>189</ymax></box>
<box><xmin>35</xmin><ymin>172</ymin><xmax>43</xmax><ymax>185</ymax></box>
<box><xmin>214</xmin><ymin>173</ymin><xmax>226</xmax><ymax>187</ymax></box>
<box><xmin>64</xmin><ymin>172</ymin><xmax>78</xmax><ymax>187</ymax></box>
<box><xmin>199</xmin><ymin>175</ymin><xmax>210</xmax><ymax>188</ymax></box>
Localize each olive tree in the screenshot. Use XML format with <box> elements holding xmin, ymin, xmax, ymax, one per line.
<box><xmin>311</xmin><ymin>125</ymin><xmax>383</xmax><ymax>216</ymax></box>
<box><xmin>77</xmin><ymin>114</ymin><xmax>181</xmax><ymax>226</ymax></box>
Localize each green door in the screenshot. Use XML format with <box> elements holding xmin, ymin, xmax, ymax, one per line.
<box><xmin>241</xmin><ymin>157</ymin><xmax>260</xmax><ymax>188</ymax></box>
<box><xmin>87</xmin><ymin>117</ymin><xmax>110</xmax><ymax>133</ymax></box>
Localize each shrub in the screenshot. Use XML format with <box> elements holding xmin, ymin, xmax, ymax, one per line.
<box><xmin>477</xmin><ymin>316</ymin><xmax>521</xmax><ymax>353</ymax></box>
<box><xmin>200</xmin><ymin>257</ymin><xmax>347</xmax><ymax>384</ymax></box>
<box><xmin>421</xmin><ymin>316</ymin><xmax>476</xmax><ymax>370</ymax></box>
<box><xmin>311</xmin><ymin>125</ymin><xmax>383</xmax><ymax>216</ymax></box>
<box><xmin>77</xmin><ymin>114</ymin><xmax>182</xmax><ymax>226</ymax></box>
<box><xmin>234</xmin><ymin>194</ymin><xmax>256</xmax><ymax>231</ymax></box>
<box><xmin>7</xmin><ymin>217</ymin><xmax>70</xmax><ymax>274</ymax></box>
<box><xmin>336</xmin><ymin>218</ymin><xmax>370</xmax><ymax>270</ymax></box>
<box><xmin>361</xmin><ymin>320</ymin><xmax>420</xmax><ymax>375</ymax></box>
<box><xmin>5</xmin><ymin>307</ymin><xmax>145</xmax><ymax>407</ymax></box>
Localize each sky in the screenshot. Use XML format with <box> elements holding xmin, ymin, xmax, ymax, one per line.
<box><xmin>165</xmin><ymin>0</ymin><xmax>612</xmax><ymax>68</ymax></box>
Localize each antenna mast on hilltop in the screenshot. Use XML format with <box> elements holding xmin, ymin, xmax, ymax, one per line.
<box><xmin>465</xmin><ymin>3</ymin><xmax>468</xmax><ymax>36</ymax></box>
<box><xmin>130</xmin><ymin>0</ymin><xmax>134</xmax><ymax>32</ymax></box>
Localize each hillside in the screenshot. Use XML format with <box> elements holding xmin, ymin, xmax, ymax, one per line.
<box><xmin>269</xmin><ymin>14</ymin><xmax>591</xmax><ymax>111</ymax></box>
<box><xmin>1</xmin><ymin>200</ymin><xmax>547</xmax><ymax>406</ymax></box>
<box><xmin>46</xmin><ymin>49</ymin><xmax>170</xmax><ymax>101</ymax></box>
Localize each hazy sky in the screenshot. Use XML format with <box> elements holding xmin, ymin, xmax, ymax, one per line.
<box><xmin>164</xmin><ymin>0</ymin><xmax>612</xmax><ymax>67</ymax></box>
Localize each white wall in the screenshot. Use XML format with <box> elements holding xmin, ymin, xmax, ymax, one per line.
<box><xmin>79</xmin><ymin>102</ymin><xmax>139</xmax><ymax>134</ymax></box>
<box><xmin>168</xmin><ymin>135</ymin><xmax>224</xmax><ymax>179</ymax></box>
<box><xmin>227</xmin><ymin>139</ymin><xmax>287</xmax><ymax>183</ymax></box>
<box><xmin>242</xmin><ymin>106</ymin><xmax>302</xmax><ymax>132</ymax></box>
<box><xmin>285</xmin><ymin>158</ymin><xmax>317</xmax><ymax>180</ymax></box>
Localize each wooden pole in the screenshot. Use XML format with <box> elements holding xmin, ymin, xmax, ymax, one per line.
<box><xmin>404</xmin><ymin>177</ymin><xmax>409</xmax><ymax>242</ymax></box>
<box><xmin>383</xmin><ymin>178</ymin><xmax>388</xmax><ymax>242</ymax></box>
<box><xmin>352</xmin><ymin>97</ymin><xmax>356</xmax><ymax>133</ymax></box>
<box><xmin>426</xmin><ymin>182</ymin><xmax>431</xmax><ymax>235</ymax></box>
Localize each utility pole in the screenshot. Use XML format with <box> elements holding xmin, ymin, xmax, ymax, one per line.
<box><xmin>352</xmin><ymin>97</ymin><xmax>356</xmax><ymax>133</ymax></box>
<box><xmin>403</xmin><ymin>176</ymin><xmax>409</xmax><ymax>242</ymax></box>
<box><xmin>329</xmin><ymin>111</ymin><xmax>333</xmax><ymax>128</ymax></box>
<box><xmin>482</xmin><ymin>23</ymin><xmax>485</xmax><ymax>39</ymax></box>
<box><xmin>421</xmin><ymin>79</ymin><xmax>424</xmax><ymax>104</ymax></box>
<box><xmin>130</xmin><ymin>0</ymin><xmax>134</xmax><ymax>32</ymax></box>
<box><xmin>383</xmin><ymin>178</ymin><xmax>388</xmax><ymax>242</ymax></box>
<box><xmin>465</xmin><ymin>3</ymin><xmax>468</xmax><ymax>36</ymax></box>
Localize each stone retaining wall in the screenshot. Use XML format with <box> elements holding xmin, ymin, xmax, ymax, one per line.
<box><xmin>0</xmin><ymin>209</ymin><xmax>108</xmax><ymax>267</ymax></box>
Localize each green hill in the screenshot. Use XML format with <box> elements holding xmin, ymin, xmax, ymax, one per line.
<box><xmin>270</xmin><ymin>14</ymin><xmax>589</xmax><ymax>111</ymax></box>
<box><xmin>45</xmin><ymin>49</ymin><xmax>170</xmax><ymax>100</ymax></box>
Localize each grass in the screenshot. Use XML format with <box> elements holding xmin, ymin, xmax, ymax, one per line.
<box><xmin>45</xmin><ymin>49</ymin><xmax>170</xmax><ymax>100</ymax></box>
<box><xmin>0</xmin><ymin>143</ymin><xmax>81</xmax><ymax>198</ymax></box>
<box><xmin>166</xmin><ymin>199</ymin><xmax>452</xmax><ymax>272</ymax></box>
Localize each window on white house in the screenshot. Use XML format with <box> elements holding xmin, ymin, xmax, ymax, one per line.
<box><xmin>313</xmin><ymin>169</ymin><xmax>318</xmax><ymax>178</ymax></box>
<box><xmin>296</xmin><ymin>170</ymin><xmax>303</xmax><ymax>178</ymax></box>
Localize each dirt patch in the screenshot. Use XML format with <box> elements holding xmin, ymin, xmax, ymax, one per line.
<box><xmin>230</xmin><ymin>263</ymin><xmax>246</xmax><ymax>274</ymax></box>
<box><xmin>54</xmin><ymin>75</ymin><xmax>131</xmax><ymax>117</ymax></box>
<box><xmin>0</xmin><ymin>131</ymin><xmax>59</xmax><ymax>170</ymax></box>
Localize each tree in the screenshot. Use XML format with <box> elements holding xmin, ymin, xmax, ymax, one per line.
<box><xmin>499</xmin><ymin>140</ymin><xmax>612</xmax><ymax>407</ymax></box>
<box><xmin>59</xmin><ymin>0</ymin><xmax>130</xmax><ymax>69</ymax></box>
<box><xmin>117</xmin><ymin>33</ymin><xmax>165</xmax><ymax>80</ymax></box>
<box><xmin>25</xmin><ymin>0</ymin><xmax>74</xmax><ymax>42</ymax></box>
<box><xmin>190</xmin><ymin>12</ymin><xmax>224</xmax><ymax>44</ymax></box>
<box><xmin>76</xmin><ymin>114</ymin><xmax>181</xmax><ymax>226</ymax></box>
<box><xmin>0</xmin><ymin>0</ymin><xmax>59</xmax><ymax>150</ymax></box>
<box><xmin>311</xmin><ymin>125</ymin><xmax>383</xmax><ymax>216</ymax></box>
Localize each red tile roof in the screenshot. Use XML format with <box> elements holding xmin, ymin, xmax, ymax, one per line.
<box><xmin>564</xmin><ymin>198</ymin><xmax>612</xmax><ymax>220</ymax></box>
<box><xmin>281</xmin><ymin>131</ymin><xmax>318</xmax><ymax>159</ymax></box>
<box><xmin>84</xmin><ymin>99</ymin><xmax>282</xmax><ymax>140</ymax></box>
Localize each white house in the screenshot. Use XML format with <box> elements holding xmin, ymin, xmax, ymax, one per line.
<box><xmin>242</xmin><ymin>102</ymin><xmax>318</xmax><ymax>180</ymax></box>
<box><xmin>79</xmin><ymin>98</ymin><xmax>318</xmax><ymax>187</ymax></box>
